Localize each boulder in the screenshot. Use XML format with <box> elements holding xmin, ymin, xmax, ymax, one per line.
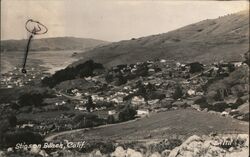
<box><xmin>191</xmin><ymin>104</ymin><xmax>201</xmax><ymax>111</ymax></box>
<box><xmin>7</xmin><ymin>147</ymin><xmax>14</xmax><ymax>152</ymax></box>
<box><xmin>111</xmin><ymin>146</ymin><xmax>126</xmax><ymax>157</ymax></box>
<box><xmin>225</xmin><ymin>147</ymin><xmax>249</xmax><ymax>157</ymax></box>
<box><xmin>169</xmin><ymin>135</ymin><xmax>202</xmax><ymax>157</ymax></box>
<box><xmin>126</xmin><ymin>148</ymin><xmax>143</xmax><ymax>157</ymax></box>
<box><xmin>39</xmin><ymin>150</ymin><xmax>49</xmax><ymax>157</ymax></box>
<box><xmin>150</xmin><ymin>152</ymin><xmax>161</xmax><ymax>157</ymax></box>
<box><xmin>161</xmin><ymin>149</ymin><xmax>171</xmax><ymax>157</ymax></box>
<box><xmin>0</xmin><ymin>151</ymin><xmax>6</xmax><ymax>157</ymax></box>
<box><xmin>95</xmin><ymin>150</ymin><xmax>103</xmax><ymax>157</ymax></box>
<box><xmin>30</xmin><ymin>144</ymin><xmax>41</xmax><ymax>154</ymax></box>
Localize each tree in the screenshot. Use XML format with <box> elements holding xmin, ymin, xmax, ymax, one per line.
<box><xmin>86</xmin><ymin>96</ymin><xmax>94</xmax><ymax>112</ymax></box>
<box><xmin>173</xmin><ymin>84</ymin><xmax>183</xmax><ymax>100</ymax></box>
<box><xmin>19</xmin><ymin>93</ymin><xmax>44</xmax><ymax>107</ymax></box>
<box><xmin>107</xmin><ymin>115</ymin><xmax>115</xmax><ymax>124</ymax></box>
<box><xmin>118</xmin><ymin>105</ymin><xmax>137</xmax><ymax>122</ymax></box>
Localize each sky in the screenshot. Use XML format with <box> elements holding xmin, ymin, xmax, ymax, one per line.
<box><xmin>1</xmin><ymin>0</ymin><xmax>249</xmax><ymax>42</ymax></box>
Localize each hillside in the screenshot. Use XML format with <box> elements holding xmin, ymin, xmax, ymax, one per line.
<box><xmin>0</xmin><ymin>37</ymin><xmax>109</xmax><ymax>52</ymax></box>
<box><xmin>73</xmin><ymin>10</ymin><xmax>249</xmax><ymax>68</ymax></box>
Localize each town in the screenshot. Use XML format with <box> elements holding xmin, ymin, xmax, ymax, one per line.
<box><xmin>1</xmin><ymin>57</ymin><xmax>248</xmax><ymax>138</ymax></box>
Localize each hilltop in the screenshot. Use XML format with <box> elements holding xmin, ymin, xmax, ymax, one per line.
<box><xmin>0</xmin><ymin>37</ymin><xmax>109</xmax><ymax>52</ymax></box>
<box><xmin>72</xmin><ymin>10</ymin><xmax>249</xmax><ymax>68</ymax></box>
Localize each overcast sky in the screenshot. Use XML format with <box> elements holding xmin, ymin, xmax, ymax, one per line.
<box><xmin>1</xmin><ymin>0</ymin><xmax>249</xmax><ymax>42</ymax></box>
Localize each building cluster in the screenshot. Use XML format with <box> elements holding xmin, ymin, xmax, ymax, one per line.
<box><xmin>0</xmin><ymin>67</ymin><xmax>48</xmax><ymax>88</ymax></box>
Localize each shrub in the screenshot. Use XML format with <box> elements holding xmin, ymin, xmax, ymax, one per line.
<box><xmin>173</xmin><ymin>84</ymin><xmax>183</xmax><ymax>100</ymax></box>
<box><xmin>118</xmin><ymin>105</ymin><xmax>137</xmax><ymax>122</ymax></box>
<box><xmin>2</xmin><ymin>130</ymin><xmax>43</xmax><ymax>148</ymax></box>
<box><xmin>107</xmin><ymin>115</ymin><xmax>115</xmax><ymax>124</ymax></box>
<box><xmin>19</xmin><ymin>93</ymin><xmax>44</xmax><ymax>107</ymax></box>
<box><xmin>42</xmin><ymin>60</ymin><xmax>104</xmax><ymax>88</ymax></box>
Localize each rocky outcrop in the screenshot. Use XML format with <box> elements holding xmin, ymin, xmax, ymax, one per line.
<box><xmin>168</xmin><ymin>134</ymin><xmax>249</xmax><ymax>157</ymax></box>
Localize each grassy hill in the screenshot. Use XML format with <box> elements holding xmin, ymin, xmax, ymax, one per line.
<box><xmin>53</xmin><ymin>109</ymin><xmax>249</xmax><ymax>142</ymax></box>
<box><xmin>73</xmin><ymin>10</ymin><xmax>249</xmax><ymax>68</ymax></box>
<box><xmin>0</xmin><ymin>37</ymin><xmax>109</xmax><ymax>52</ymax></box>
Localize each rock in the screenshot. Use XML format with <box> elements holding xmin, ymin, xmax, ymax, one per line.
<box><xmin>225</xmin><ymin>147</ymin><xmax>249</xmax><ymax>157</ymax></box>
<box><xmin>30</xmin><ymin>144</ymin><xmax>41</xmax><ymax>154</ymax></box>
<box><xmin>50</xmin><ymin>151</ymin><xmax>60</xmax><ymax>157</ymax></box>
<box><xmin>203</xmin><ymin>108</ymin><xmax>208</xmax><ymax>112</ymax></box>
<box><xmin>126</xmin><ymin>148</ymin><xmax>143</xmax><ymax>157</ymax></box>
<box><xmin>161</xmin><ymin>149</ymin><xmax>171</xmax><ymax>157</ymax></box>
<box><xmin>169</xmin><ymin>134</ymin><xmax>249</xmax><ymax>157</ymax></box>
<box><xmin>95</xmin><ymin>150</ymin><xmax>103</xmax><ymax>156</ymax></box>
<box><xmin>168</xmin><ymin>146</ymin><xmax>180</xmax><ymax>157</ymax></box>
<box><xmin>183</xmin><ymin>135</ymin><xmax>202</xmax><ymax>145</ymax></box>
<box><xmin>169</xmin><ymin>135</ymin><xmax>202</xmax><ymax>157</ymax></box>
<box><xmin>0</xmin><ymin>151</ymin><xmax>6</xmax><ymax>157</ymax></box>
<box><xmin>206</xmin><ymin>145</ymin><xmax>226</xmax><ymax>156</ymax></box>
<box><xmin>150</xmin><ymin>152</ymin><xmax>161</xmax><ymax>157</ymax></box>
<box><xmin>111</xmin><ymin>146</ymin><xmax>126</xmax><ymax>157</ymax></box>
<box><xmin>191</xmin><ymin>104</ymin><xmax>201</xmax><ymax>111</ymax></box>
<box><xmin>237</xmin><ymin>134</ymin><xmax>249</xmax><ymax>147</ymax></box>
<box><xmin>228</xmin><ymin>147</ymin><xmax>234</xmax><ymax>152</ymax></box>
<box><xmin>7</xmin><ymin>147</ymin><xmax>13</xmax><ymax>152</ymax></box>
<box><xmin>202</xmin><ymin>140</ymin><xmax>212</xmax><ymax>148</ymax></box>
<box><xmin>221</xmin><ymin>111</ymin><xmax>229</xmax><ymax>116</ymax></box>
<box><xmin>39</xmin><ymin>150</ymin><xmax>49</xmax><ymax>157</ymax></box>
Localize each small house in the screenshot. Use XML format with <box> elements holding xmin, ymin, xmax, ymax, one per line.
<box><xmin>137</xmin><ymin>109</ymin><xmax>149</xmax><ymax>115</ymax></box>
<box><xmin>108</xmin><ymin>110</ymin><xmax>116</xmax><ymax>115</ymax></box>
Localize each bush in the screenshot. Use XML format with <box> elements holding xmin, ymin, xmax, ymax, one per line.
<box><xmin>118</xmin><ymin>106</ymin><xmax>137</xmax><ymax>122</ymax></box>
<box><xmin>2</xmin><ymin>130</ymin><xmax>43</xmax><ymax>148</ymax></box>
<box><xmin>42</xmin><ymin>60</ymin><xmax>104</xmax><ymax>88</ymax></box>
<box><xmin>107</xmin><ymin>115</ymin><xmax>115</xmax><ymax>124</ymax></box>
<box><xmin>19</xmin><ymin>93</ymin><xmax>44</xmax><ymax>107</ymax></box>
<box><xmin>18</xmin><ymin>88</ymin><xmax>53</xmax><ymax>107</ymax></box>
<box><xmin>173</xmin><ymin>84</ymin><xmax>183</xmax><ymax>100</ymax></box>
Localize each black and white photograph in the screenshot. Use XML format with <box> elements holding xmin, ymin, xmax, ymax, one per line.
<box><xmin>0</xmin><ymin>0</ymin><xmax>249</xmax><ymax>156</ymax></box>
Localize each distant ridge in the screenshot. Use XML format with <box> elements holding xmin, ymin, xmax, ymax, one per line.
<box><xmin>1</xmin><ymin>37</ymin><xmax>109</xmax><ymax>52</ymax></box>
<box><xmin>72</xmin><ymin>10</ymin><xmax>249</xmax><ymax>68</ymax></box>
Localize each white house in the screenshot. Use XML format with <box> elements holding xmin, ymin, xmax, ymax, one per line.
<box><xmin>148</xmin><ymin>68</ymin><xmax>155</xmax><ymax>73</ymax></box>
<box><xmin>137</xmin><ymin>109</ymin><xmax>149</xmax><ymax>115</ymax></box>
<box><xmin>147</xmin><ymin>99</ymin><xmax>160</xmax><ymax>105</ymax></box>
<box><xmin>187</xmin><ymin>89</ymin><xmax>196</xmax><ymax>96</ymax></box>
<box><xmin>160</xmin><ymin>59</ymin><xmax>166</xmax><ymax>63</ymax></box>
<box><xmin>75</xmin><ymin>106</ymin><xmax>87</xmax><ymax>111</ymax></box>
<box><xmin>108</xmin><ymin>110</ymin><xmax>116</xmax><ymax>115</ymax></box>
<box><xmin>111</xmin><ymin>97</ymin><xmax>123</xmax><ymax>104</ymax></box>
<box><xmin>132</xmin><ymin>96</ymin><xmax>146</xmax><ymax>106</ymax></box>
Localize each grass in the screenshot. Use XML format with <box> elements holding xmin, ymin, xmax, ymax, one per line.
<box><xmin>55</xmin><ymin>109</ymin><xmax>249</xmax><ymax>142</ymax></box>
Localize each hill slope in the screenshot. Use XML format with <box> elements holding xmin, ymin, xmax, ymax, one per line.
<box><xmin>73</xmin><ymin>10</ymin><xmax>249</xmax><ymax>67</ymax></box>
<box><xmin>1</xmin><ymin>37</ymin><xmax>109</xmax><ymax>52</ymax></box>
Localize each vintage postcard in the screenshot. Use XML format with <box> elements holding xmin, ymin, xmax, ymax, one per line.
<box><xmin>0</xmin><ymin>0</ymin><xmax>249</xmax><ymax>156</ymax></box>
